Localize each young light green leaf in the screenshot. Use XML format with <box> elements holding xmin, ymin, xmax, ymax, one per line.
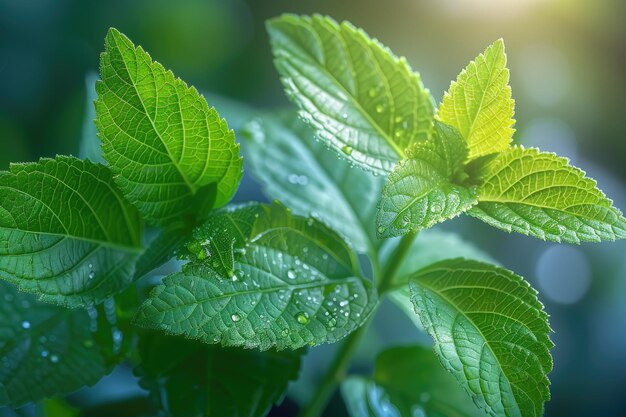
<box><xmin>242</xmin><ymin>113</ymin><xmax>384</xmax><ymax>253</ymax></box>
<box><xmin>0</xmin><ymin>282</ymin><xmax>121</xmax><ymax>407</ymax></box>
<box><xmin>0</xmin><ymin>156</ymin><xmax>143</xmax><ymax>307</ymax></box>
<box><xmin>137</xmin><ymin>333</ymin><xmax>302</xmax><ymax>417</ymax></box>
<box><xmin>342</xmin><ymin>345</ymin><xmax>488</xmax><ymax>417</ymax></box>
<box><xmin>134</xmin><ymin>203</ymin><xmax>378</xmax><ymax>350</ymax></box>
<box><xmin>437</xmin><ymin>39</ymin><xmax>515</xmax><ymax>159</ymax></box>
<box><xmin>95</xmin><ymin>28</ymin><xmax>242</xmax><ymax>225</ymax></box>
<box><xmin>469</xmin><ymin>146</ymin><xmax>626</xmax><ymax>243</ymax></box>
<box><xmin>377</xmin><ymin>122</ymin><xmax>478</xmax><ymax>238</ymax></box>
<box><xmin>268</xmin><ymin>14</ymin><xmax>435</xmax><ymax>174</ymax></box>
<box><xmin>409</xmin><ymin>259</ymin><xmax>553</xmax><ymax>417</ymax></box>
<box><xmin>379</xmin><ymin>230</ymin><xmax>495</xmax><ymax>327</ymax></box>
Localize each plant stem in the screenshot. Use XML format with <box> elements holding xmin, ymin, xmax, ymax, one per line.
<box><xmin>378</xmin><ymin>230</ymin><xmax>418</xmax><ymax>294</ymax></box>
<box><xmin>297</xmin><ymin>325</ymin><xmax>366</xmax><ymax>417</ymax></box>
<box><xmin>297</xmin><ymin>231</ymin><xmax>418</xmax><ymax>417</ymax></box>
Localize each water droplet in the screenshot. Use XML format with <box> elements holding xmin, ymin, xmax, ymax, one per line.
<box><xmin>306</xmin><ymin>218</ymin><xmax>315</xmax><ymax>226</ymax></box>
<box><xmin>394</xmin><ymin>116</ymin><xmax>403</xmax><ymax>123</ymax></box>
<box><xmin>430</xmin><ymin>204</ymin><xmax>442</xmax><ymax>213</ymax></box>
<box><xmin>50</xmin><ymin>355</ymin><xmax>59</xmax><ymax>364</ymax></box>
<box><xmin>375</xmin><ymin>104</ymin><xmax>385</xmax><ymax>113</ymax></box>
<box><xmin>368</xmin><ymin>88</ymin><xmax>377</xmax><ymax>97</ymax></box>
<box><xmin>394</xmin><ymin>130</ymin><xmax>404</xmax><ymax>139</ymax></box>
<box><xmin>557</xmin><ymin>225</ymin><xmax>566</xmax><ymax>234</ymax></box>
<box><xmin>231</xmin><ymin>313</ymin><xmax>241</xmax><ymax>323</ymax></box>
<box><xmin>288</xmin><ymin>174</ymin><xmax>300</xmax><ymax>184</ymax></box>
<box><xmin>341</xmin><ymin>145</ymin><xmax>353</xmax><ymax>155</ymax></box>
<box><xmin>339</xmin><ymin>300</ymin><xmax>348</xmax><ymax>307</ymax></box>
<box><xmin>287</xmin><ymin>269</ymin><xmax>297</xmax><ymax>280</ymax></box>
<box><xmin>295</xmin><ymin>312</ymin><xmax>310</xmax><ymax>324</ymax></box>
<box><xmin>88</xmin><ymin>271</ymin><xmax>95</xmax><ymax>280</ymax></box>
<box><xmin>41</xmin><ymin>350</ymin><xmax>49</xmax><ymax>358</ymax></box>
<box><xmin>297</xmin><ymin>175</ymin><xmax>309</xmax><ymax>185</ymax></box>
<box><xmin>281</xmin><ymin>328</ymin><xmax>289</xmax><ymax>337</ymax></box>
<box><xmin>231</xmin><ymin>273</ymin><xmax>239</xmax><ymax>282</ymax></box>
<box><xmin>21</xmin><ymin>321</ymin><xmax>31</xmax><ymax>329</ymax></box>
<box><xmin>377</xmin><ymin>226</ymin><xmax>386</xmax><ymax>234</ymax></box>
<box><xmin>342</xmin><ymin>113</ymin><xmax>348</xmax><ymax>119</ymax></box>
<box><xmin>88</xmin><ymin>263</ymin><xmax>93</xmax><ymax>269</ymax></box>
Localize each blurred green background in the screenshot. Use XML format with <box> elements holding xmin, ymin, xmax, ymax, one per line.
<box><xmin>1</xmin><ymin>0</ymin><xmax>625</xmax><ymax>416</ymax></box>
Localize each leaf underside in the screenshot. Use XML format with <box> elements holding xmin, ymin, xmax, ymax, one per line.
<box><xmin>95</xmin><ymin>28</ymin><xmax>242</xmax><ymax>225</ymax></box>
<box><xmin>242</xmin><ymin>113</ymin><xmax>384</xmax><ymax>253</ymax></box>
<box><xmin>0</xmin><ymin>156</ymin><xmax>143</xmax><ymax>307</ymax></box>
<box><xmin>268</xmin><ymin>14</ymin><xmax>434</xmax><ymax>174</ymax></box>
<box><xmin>342</xmin><ymin>345</ymin><xmax>488</xmax><ymax>417</ymax></box>
<box><xmin>409</xmin><ymin>258</ymin><xmax>553</xmax><ymax>417</ymax></box>
<box><xmin>135</xmin><ymin>203</ymin><xmax>377</xmax><ymax>350</ymax></box>
<box><xmin>469</xmin><ymin>146</ymin><xmax>626</xmax><ymax>243</ymax></box>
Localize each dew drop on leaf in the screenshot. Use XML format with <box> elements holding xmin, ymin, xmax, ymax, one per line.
<box><xmin>231</xmin><ymin>313</ymin><xmax>241</xmax><ymax>322</ymax></box>
<box><xmin>49</xmin><ymin>355</ymin><xmax>59</xmax><ymax>364</ymax></box>
<box><xmin>341</xmin><ymin>145</ymin><xmax>353</xmax><ymax>155</ymax></box>
<box><xmin>377</xmin><ymin>226</ymin><xmax>386</xmax><ymax>234</ymax></box>
<box><xmin>375</xmin><ymin>104</ymin><xmax>385</xmax><ymax>113</ymax></box>
<box><xmin>21</xmin><ymin>321</ymin><xmax>31</xmax><ymax>329</ymax></box>
<box><xmin>368</xmin><ymin>88</ymin><xmax>377</xmax><ymax>97</ymax></box>
<box><xmin>287</xmin><ymin>269</ymin><xmax>297</xmax><ymax>280</ymax></box>
<box><xmin>295</xmin><ymin>311</ymin><xmax>310</xmax><ymax>324</ymax></box>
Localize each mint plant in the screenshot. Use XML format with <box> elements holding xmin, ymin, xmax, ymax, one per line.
<box><xmin>1</xmin><ymin>14</ymin><xmax>625</xmax><ymax>417</ymax></box>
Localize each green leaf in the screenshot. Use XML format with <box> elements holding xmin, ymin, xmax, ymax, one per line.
<box><xmin>137</xmin><ymin>333</ymin><xmax>302</xmax><ymax>417</ymax></box>
<box><xmin>0</xmin><ymin>156</ymin><xmax>143</xmax><ymax>307</ymax></box>
<box><xmin>95</xmin><ymin>28</ymin><xmax>242</xmax><ymax>225</ymax></box>
<box><xmin>437</xmin><ymin>39</ymin><xmax>515</xmax><ymax>160</ymax></box>
<box><xmin>409</xmin><ymin>259</ymin><xmax>553</xmax><ymax>417</ymax></box>
<box><xmin>0</xmin><ymin>282</ymin><xmax>121</xmax><ymax>407</ymax></box>
<box><xmin>468</xmin><ymin>146</ymin><xmax>626</xmax><ymax>243</ymax></box>
<box><xmin>242</xmin><ymin>113</ymin><xmax>384</xmax><ymax>253</ymax></box>
<box><xmin>268</xmin><ymin>14</ymin><xmax>435</xmax><ymax>174</ymax></box>
<box><xmin>379</xmin><ymin>230</ymin><xmax>495</xmax><ymax>327</ymax></box>
<box><xmin>342</xmin><ymin>345</ymin><xmax>488</xmax><ymax>417</ymax></box>
<box><xmin>377</xmin><ymin>121</ymin><xmax>478</xmax><ymax>238</ymax></box>
<box><xmin>134</xmin><ymin>203</ymin><xmax>377</xmax><ymax>350</ymax></box>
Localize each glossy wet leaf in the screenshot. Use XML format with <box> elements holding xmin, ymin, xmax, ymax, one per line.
<box><xmin>242</xmin><ymin>113</ymin><xmax>384</xmax><ymax>253</ymax></box>
<box><xmin>379</xmin><ymin>230</ymin><xmax>495</xmax><ymax>327</ymax></box>
<box><xmin>469</xmin><ymin>146</ymin><xmax>626</xmax><ymax>243</ymax></box>
<box><xmin>0</xmin><ymin>156</ymin><xmax>143</xmax><ymax>307</ymax></box>
<box><xmin>95</xmin><ymin>28</ymin><xmax>242</xmax><ymax>225</ymax></box>
<box><xmin>342</xmin><ymin>345</ymin><xmax>488</xmax><ymax>417</ymax></box>
<box><xmin>137</xmin><ymin>333</ymin><xmax>302</xmax><ymax>417</ymax></box>
<box><xmin>268</xmin><ymin>14</ymin><xmax>434</xmax><ymax>174</ymax></box>
<box><xmin>134</xmin><ymin>203</ymin><xmax>377</xmax><ymax>350</ymax></box>
<box><xmin>409</xmin><ymin>259</ymin><xmax>553</xmax><ymax>417</ymax></box>
<box><xmin>437</xmin><ymin>39</ymin><xmax>515</xmax><ymax>160</ymax></box>
<box><xmin>0</xmin><ymin>282</ymin><xmax>122</xmax><ymax>407</ymax></box>
<box><xmin>377</xmin><ymin>122</ymin><xmax>477</xmax><ymax>238</ymax></box>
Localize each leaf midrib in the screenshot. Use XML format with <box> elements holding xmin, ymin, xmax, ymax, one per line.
<box><xmin>279</xmin><ymin>31</ymin><xmax>406</xmax><ymax>159</ymax></box>
<box><xmin>110</xmin><ymin>34</ymin><xmax>198</xmax><ymax>194</ymax></box>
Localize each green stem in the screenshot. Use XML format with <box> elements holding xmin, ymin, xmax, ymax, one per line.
<box><xmin>378</xmin><ymin>230</ymin><xmax>418</xmax><ymax>294</ymax></box>
<box><xmin>297</xmin><ymin>231</ymin><xmax>418</xmax><ymax>417</ymax></box>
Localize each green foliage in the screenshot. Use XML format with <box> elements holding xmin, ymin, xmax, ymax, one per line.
<box><xmin>0</xmin><ymin>282</ymin><xmax>125</xmax><ymax>407</ymax></box>
<box><xmin>268</xmin><ymin>14</ymin><xmax>434</xmax><ymax>174</ymax></box>
<box><xmin>342</xmin><ymin>345</ymin><xmax>488</xmax><ymax>417</ymax></box>
<box><xmin>0</xmin><ymin>156</ymin><xmax>143</xmax><ymax>307</ymax></box>
<box><xmin>242</xmin><ymin>113</ymin><xmax>384</xmax><ymax>253</ymax></box>
<box><xmin>469</xmin><ymin>146</ymin><xmax>626</xmax><ymax>243</ymax></box>
<box><xmin>1</xmin><ymin>15</ymin><xmax>624</xmax><ymax>417</ymax></box>
<box><xmin>137</xmin><ymin>333</ymin><xmax>302</xmax><ymax>417</ymax></box>
<box><xmin>409</xmin><ymin>259</ymin><xmax>553</xmax><ymax>417</ymax></box>
<box><xmin>95</xmin><ymin>28</ymin><xmax>242</xmax><ymax>226</ymax></box>
<box><xmin>377</xmin><ymin>121</ymin><xmax>478</xmax><ymax>237</ymax></box>
<box><xmin>134</xmin><ymin>203</ymin><xmax>377</xmax><ymax>350</ymax></box>
<box><xmin>437</xmin><ymin>39</ymin><xmax>515</xmax><ymax>160</ymax></box>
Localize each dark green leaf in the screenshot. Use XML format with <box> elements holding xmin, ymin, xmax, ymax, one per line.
<box><xmin>0</xmin><ymin>156</ymin><xmax>143</xmax><ymax>307</ymax></box>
